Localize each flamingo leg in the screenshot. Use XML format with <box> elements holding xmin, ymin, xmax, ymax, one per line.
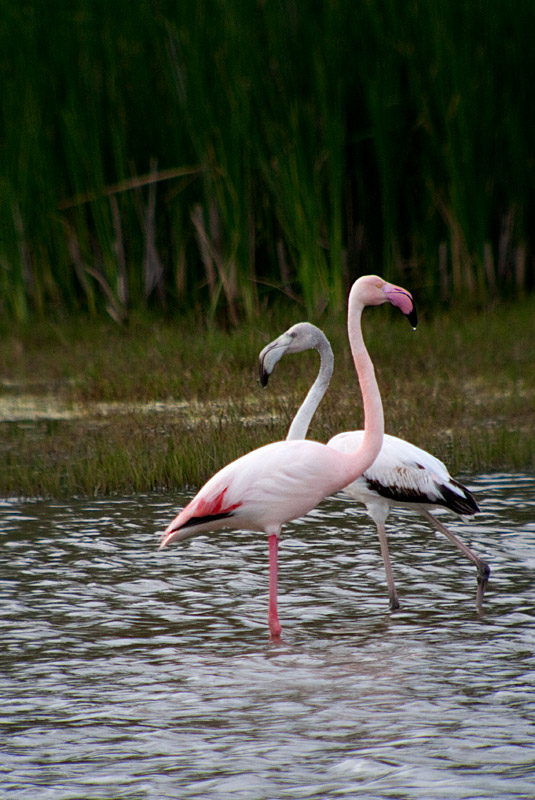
<box><xmin>268</xmin><ymin>533</ymin><xmax>282</xmax><ymax>639</ymax></box>
<box><xmin>375</xmin><ymin>522</ymin><xmax>400</xmax><ymax>611</ymax></box>
<box><xmin>421</xmin><ymin>509</ymin><xmax>490</xmax><ymax>608</ymax></box>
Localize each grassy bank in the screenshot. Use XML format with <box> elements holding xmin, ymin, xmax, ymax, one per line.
<box><xmin>0</xmin><ymin>298</ymin><xmax>533</xmax><ymax>497</ymax></box>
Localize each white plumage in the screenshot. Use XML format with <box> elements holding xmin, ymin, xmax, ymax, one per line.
<box><xmin>328</xmin><ymin>429</ymin><xmax>477</xmax><ymax>516</ymax></box>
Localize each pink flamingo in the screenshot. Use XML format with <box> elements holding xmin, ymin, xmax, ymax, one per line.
<box><xmin>259</xmin><ymin>322</ymin><xmax>490</xmax><ymax>610</ymax></box>
<box><xmin>160</xmin><ymin>275</ymin><xmax>416</xmax><ymax>639</ymax></box>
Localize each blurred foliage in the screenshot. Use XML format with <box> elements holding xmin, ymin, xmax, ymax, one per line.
<box><xmin>1</xmin><ymin>0</ymin><xmax>534</xmax><ymax>324</ymax></box>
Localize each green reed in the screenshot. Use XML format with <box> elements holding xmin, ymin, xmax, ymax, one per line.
<box><xmin>1</xmin><ymin>0</ymin><xmax>534</xmax><ymax>324</ymax></box>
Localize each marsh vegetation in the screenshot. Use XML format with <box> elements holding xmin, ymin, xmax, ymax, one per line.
<box><xmin>1</xmin><ymin>298</ymin><xmax>533</xmax><ymax>497</ymax></box>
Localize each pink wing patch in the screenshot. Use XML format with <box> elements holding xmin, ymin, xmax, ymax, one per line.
<box><xmin>161</xmin><ymin>485</ymin><xmax>243</xmax><ymax>546</ymax></box>
<box><xmin>192</xmin><ymin>486</ymin><xmax>242</xmax><ymax>518</ymax></box>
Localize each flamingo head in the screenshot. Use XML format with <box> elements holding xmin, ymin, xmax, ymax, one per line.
<box><xmin>353</xmin><ymin>275</ymin><xmax>418</xmax><ymax>329</ymax></box>
<box><xmin>258</xmin><ymin>322</ymin><xmax>327</xmax><ymax>387</ymax></box>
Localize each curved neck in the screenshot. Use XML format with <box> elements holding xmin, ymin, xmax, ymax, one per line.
<box><xmin>286</xmin><ymin>336</ymin><xmax>333</xmax><ymax>440</ymax></box>
<box><xmin>342</xmin><ymin>293</ymin><xmax>384</xmax><ymax>483</ymax></box>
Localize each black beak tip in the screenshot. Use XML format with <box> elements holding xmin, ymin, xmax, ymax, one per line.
<box><xmin>259</xmin><ymin>369</ymin><xmax>269</xmax><ymax>388</ymax></box>
<box><xmin>406</xmin><ymin>306</ymin><xmax>418</xmax><ymax>329</ymax></box>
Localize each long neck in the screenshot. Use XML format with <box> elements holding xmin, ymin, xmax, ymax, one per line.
<box><xmin>342</xmin><ymin>295</ymin><xmax>384</xmax><ymax>483</ymax></box>
<box><xmin>286</xmin><ymin>336</ymin><xmax>333</xmax><ymax>440</ymax></box>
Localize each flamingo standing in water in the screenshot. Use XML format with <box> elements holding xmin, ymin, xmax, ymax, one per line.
<box><xmin>259</xmin><ymin>322</ymin><xmax>490</xmax><ymax>610</ymax></box>
<box><xmin>160</xmin><ymin>275</ymin><xmax>416</xmax><ymax>639</ymax></box>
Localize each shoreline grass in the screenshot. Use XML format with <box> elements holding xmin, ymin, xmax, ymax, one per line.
<box><xmin>1</xmin><ymin>298</ymin><xmax>534</xmax><ymax>498</ymax></box>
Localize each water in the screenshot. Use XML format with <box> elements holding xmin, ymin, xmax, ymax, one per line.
<box><xmin>1</xmin><ymin>474</ymin><xmax>534</xmax><ymax>799</ymax></box>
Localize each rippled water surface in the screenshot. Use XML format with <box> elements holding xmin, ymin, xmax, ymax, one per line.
<box><xmin>1</xmin><ymin>474</ymin><xmax>534</xmax><ymax>799</ymax></box>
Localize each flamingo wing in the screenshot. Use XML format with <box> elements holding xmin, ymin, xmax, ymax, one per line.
<box><xmin>329</xmin><ymin>431</ymin><xmax>479</xmax><ymax>516</ymax></box>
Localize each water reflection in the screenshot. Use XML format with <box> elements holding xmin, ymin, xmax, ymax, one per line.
<box><xmin>1</xmin><ymin>474</ymin><xmax>534</xmax><ymax>798</ymax></box>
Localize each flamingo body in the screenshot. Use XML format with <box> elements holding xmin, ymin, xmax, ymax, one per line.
<box><xmin>328</xmin><ymin>430</ymin><xmax>478</xmax><ymax>518</ymax></box>
<box><xmin>161</xmin><ymin>438</ymin><xmax>370</xmax><ymax>544</ymax></box>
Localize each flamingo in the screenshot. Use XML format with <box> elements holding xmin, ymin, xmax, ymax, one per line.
<box><xmin>160</xmin><ymin>275</ymin><xmax>416</xmax><ymax>639</ymax></box>
<box><xmin>259</xmin><ymin>321</ymin><xmax>490</xmax><ymax>610</ymax></box>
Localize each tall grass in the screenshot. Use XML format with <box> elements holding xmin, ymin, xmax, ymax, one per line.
<box><xmin>1</xmin><ymin>297</ymin><xmax>534</xmax><ymax>497</ymax></box>
<box><xmin>1</xmin><ymin>0</ymin><xmax>534</xmax><ymax>323</ymax></box>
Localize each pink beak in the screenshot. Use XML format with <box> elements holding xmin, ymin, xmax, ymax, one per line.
<box><xmin>384</xmin><ymin>282</ymin><xmax>417</xmax><ymax>327</ymax></box>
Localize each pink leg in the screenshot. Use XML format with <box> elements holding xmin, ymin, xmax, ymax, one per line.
<box><xmin>268</xmin><ymin>533</ymin><xmax>282</xmax><ymax>640</ymax></box>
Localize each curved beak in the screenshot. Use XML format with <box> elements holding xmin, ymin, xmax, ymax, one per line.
<box><xmin>383</xmin><ymin>283</ymin><xmax>418</xmax><ymax>330</ymax></box>
<box><xmin>258</xmin><ymin>332</ymin><xmax>294</xmax><ymax>387</ymax></box>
